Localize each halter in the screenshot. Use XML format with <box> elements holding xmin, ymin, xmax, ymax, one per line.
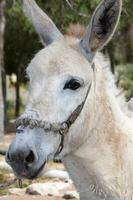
<box><xmin>15</xmin><ymin>82</ymin><xmax>92</xmax><ymax>156</ymax></box>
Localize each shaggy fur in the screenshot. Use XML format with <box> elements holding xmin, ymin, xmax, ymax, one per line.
<box><xmin>62</xmin><ymin>38</ymin><xmax>133</xmax><ymax>199</ymax></box>
<box><xmin>66</xmin><ymin>23</ymin><xmax>127</xmax><ymax>112</ymax></box>
<box><xmin>7</xmin><ymin>0</ymin><xmax>133</xmax><ymax>199</ymax></box>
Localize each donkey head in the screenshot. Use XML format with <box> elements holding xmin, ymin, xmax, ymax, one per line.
<box><xmin>6</xmin><ymin>0</ymin><xmax>122</xmax><ymax>179</ymax></box>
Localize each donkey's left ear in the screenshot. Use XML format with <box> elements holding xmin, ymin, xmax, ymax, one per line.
<box><xmin>80</xmin><ymin>0</ymin><xmax>122</xmax><ymax>61</ymax></box>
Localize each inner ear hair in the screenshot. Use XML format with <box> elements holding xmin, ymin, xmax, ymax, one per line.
<box><xmin>80</xmin><ymin>0</ymin><xmax>122</xmax><ymax>62</ymax></box>
<box><xmin>90</xmin><ymin>0</ymin><xmax>122</xmax><ymax>51</ymax></box>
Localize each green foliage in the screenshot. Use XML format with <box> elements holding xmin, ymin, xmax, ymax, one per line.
<box><xmin>116</xmin><ymin>64</ymin><xmax>133</xmax><ymax>100</ymax></box>
<box><xmin>35</xmin><ymin>0</ymin><xmax>91</xmax><ymax>31</ymax></box>
<box><xmin>4</xmin><ymin>0</ymin><xmax>133</xmax><ymax>99</ymax></box>
<box><xmin>4</xmin><ymin>0</ymin><xmax>42</xmax><ymax>79</ymax></box>
<box><xmin>4</xmin><ymin>0</ymin><xmax>101</xmax><ymax>79</ymax></box>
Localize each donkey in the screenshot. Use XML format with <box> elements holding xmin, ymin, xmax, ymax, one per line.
<box><xmin>6</xmin><ymin>0</ymin><xmax>133</xmax><ymax>199</ymax></box>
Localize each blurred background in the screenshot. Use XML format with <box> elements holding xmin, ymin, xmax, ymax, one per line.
<box><xmin>0</xmin><ymin>0</ymin><xmax>132</xmax><ymax>199</ymax></box>
<box><xmin>0</xmin><ymin>0</ymin><xmax>133</xmax><ymax>137</ymax></box>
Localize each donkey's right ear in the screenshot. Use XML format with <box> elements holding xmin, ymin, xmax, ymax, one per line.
<box><xmin>80</xmin><ymin>0</ymin><xmax>122</xmax><ymax>61</ymax></box>
<box><xmin>23</xmin><ymin>0</ymin><xmax>63</xmax><ymax>46</ymax></box>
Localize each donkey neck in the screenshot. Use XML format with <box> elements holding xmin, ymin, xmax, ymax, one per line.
<box><xmin>63</xmin><ymin>70</ymin><xmax>133</xmax><ymax>200</ymax></box>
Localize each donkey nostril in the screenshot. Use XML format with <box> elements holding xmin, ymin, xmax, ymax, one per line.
<box><xmin>25</xmin><ymin>150</ymin><xmax>35</xmax><ymax>164</ymax></box>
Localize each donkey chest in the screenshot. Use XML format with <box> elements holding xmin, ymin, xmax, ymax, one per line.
<box><xmin>63</xmin><ymin>155</ymin><xmax>119</xmax><ymax>200</ymax></box>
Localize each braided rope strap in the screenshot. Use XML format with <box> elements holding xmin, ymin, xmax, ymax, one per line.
<box><xmin>15</xmin><ymin>117</ymin><xmax>65</xmax><ymax>133</ymax></box>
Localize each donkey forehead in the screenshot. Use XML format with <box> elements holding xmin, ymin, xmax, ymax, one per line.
<box><xmin>27</xmin><ymin>39</ymin><xmax>91</xmax><ymax>78</ymax></box>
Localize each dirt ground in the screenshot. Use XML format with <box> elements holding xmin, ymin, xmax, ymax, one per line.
<box><xmin>0</xmin><ymin>133</ymin><xmax>15</xmax><ymax>150</ymax></box>
<box><xmin>0</xmin><ymin>195</ymin><xmax>63</xmax><ymax>200</ymax></box>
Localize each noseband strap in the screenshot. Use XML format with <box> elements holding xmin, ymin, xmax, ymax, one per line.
<box><xmin>15</xmin><ymin>84</ymin><xmax>91</xmax><ymax>155</ymax></box>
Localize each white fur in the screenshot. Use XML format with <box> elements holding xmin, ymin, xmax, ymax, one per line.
<box><xmin>8</xmin><ymin>0</ymin><xmax>133</xmax><ymax>199</ymax></box>
<box><xmin>23</xmin><ymin>38</ymin><xmax>133</xmax><ymax>200</ymax></box>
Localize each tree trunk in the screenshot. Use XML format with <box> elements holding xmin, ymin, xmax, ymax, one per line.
<box><xmin>0</xmin><ymin>0</ymin><xmax>5</xmax><ymax>140</ymax></box>
<box><xmin>15</xmin><ymin>69</ymin><xmax>20</xmax><ymax>118</ymax></box>
<box><xmin>2</xmin><ymin>67</ymin><xmax>7</xmax><ymax>128</ymax></box>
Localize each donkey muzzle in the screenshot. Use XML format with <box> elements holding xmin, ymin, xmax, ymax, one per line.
<box><xmin>6</xmin><ymin>130</ymin><xmax>45</xmax><ymax>179</ymax></box>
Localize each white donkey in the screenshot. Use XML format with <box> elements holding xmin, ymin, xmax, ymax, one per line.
<box><xmin>6</xmin><ymin>0</ymin><xmax>133</xmax><ymax>199</ymax></box>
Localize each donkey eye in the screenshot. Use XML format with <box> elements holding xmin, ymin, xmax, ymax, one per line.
<box><xmin>64</xmin><ymin>79</ymin><xmax>81</xmax><ymax>90</ymax></box>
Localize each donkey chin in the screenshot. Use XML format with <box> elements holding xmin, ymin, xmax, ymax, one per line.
<box><xmin>6</xmin><ymin>127</ymin><xmax>61</xmax><ymax>179</ymax></box>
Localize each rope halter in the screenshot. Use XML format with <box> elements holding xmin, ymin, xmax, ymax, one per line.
<box><xmin>15</xmin><ymin>84</ymin><xmax>91</xmax><ymax>155</ymax></box>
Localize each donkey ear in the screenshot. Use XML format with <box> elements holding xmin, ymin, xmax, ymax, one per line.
<box><xmin>80</xmin><ymin>0</ymin><xmax>122</xmax><ymax>61</ymax></box>
<box><xmin>23</xmin><ymin>0</ymin><xmax>63</xmax><ymax>45</ymax></box>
